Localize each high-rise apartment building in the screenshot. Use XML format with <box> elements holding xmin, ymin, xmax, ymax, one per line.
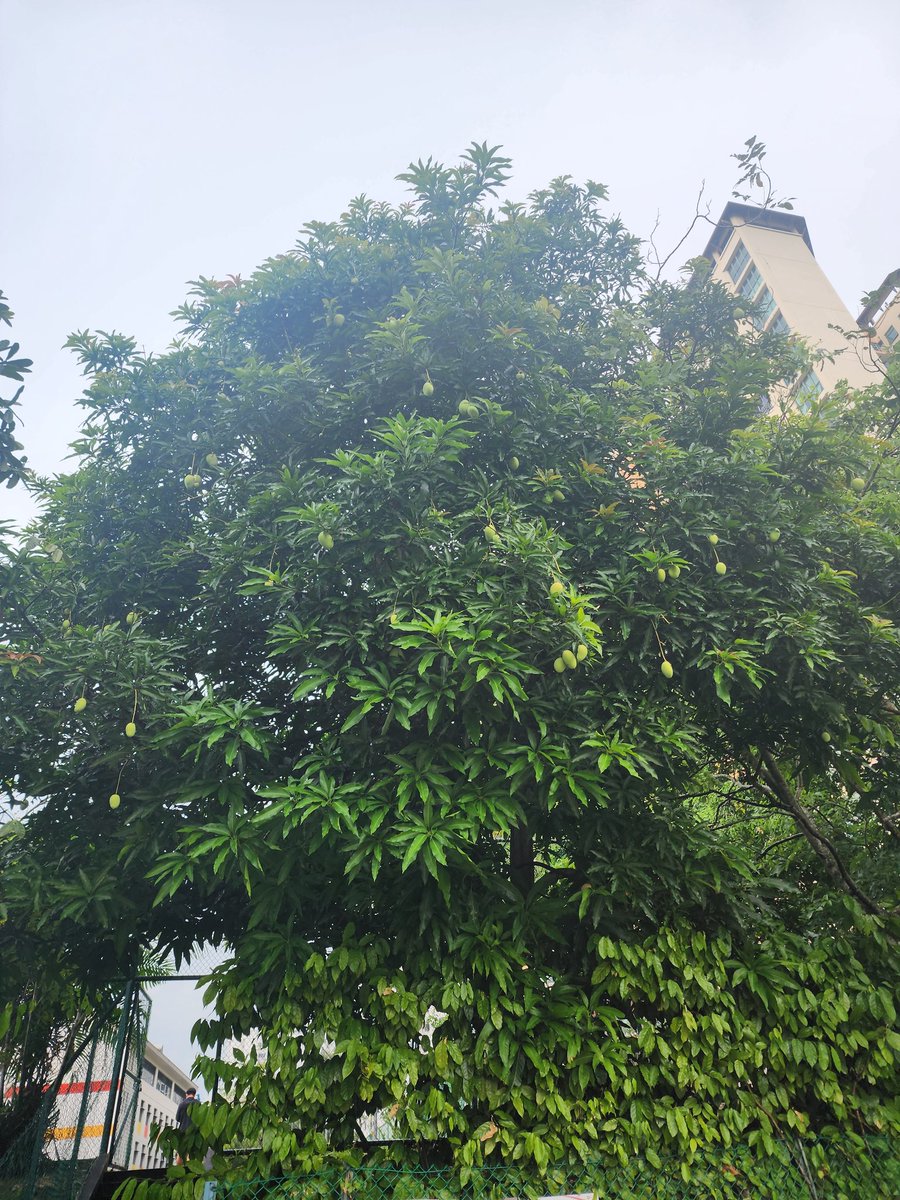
<box><xmin>701</xmin><ymin>202</ymin><xmax>893</xmax><ymax>406</ymax></box>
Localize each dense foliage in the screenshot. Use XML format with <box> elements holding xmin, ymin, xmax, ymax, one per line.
<box><xmin>0</xmin><ymin>290</ymin><xmax>31</xmax><ymax>491</ymax></box>
<box><xmin>1</xmin><ymin>146</ymin><xmax>898</xmax><ymax>1177</ymax></box>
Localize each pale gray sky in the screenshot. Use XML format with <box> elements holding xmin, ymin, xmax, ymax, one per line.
<box><xmin>4</xmin><ymin>0</ymin><xmax>900</xmax><ymax>1072</ymax></box>
<box><xmin>143</xmin><ymin>950</ymin><xmax>225</xmax><ymax>1083</ymax></box>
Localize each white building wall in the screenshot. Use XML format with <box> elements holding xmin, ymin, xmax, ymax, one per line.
<box><xmin>129</xmin><ymin>1040</ymin><xmax>196</xmax><ymax>1170</ymax></box>
<box><xmin>873</xmin><ymin>295</ymin><xmax>900</xmax><ymax>359</ymax></box>
<box><xmin>731</xmin><ymin>223</ymin><xmax>875</xmax><ymax>393</ymax></box>
<box><xmin>44</xmin><ymin>1041</ymin><xmax>117</xmax><ymax>1164</ymax></box>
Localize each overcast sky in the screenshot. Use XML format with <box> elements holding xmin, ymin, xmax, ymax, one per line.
<box><xmin>4</xmin><ymin>0</ymin><xmax>900</xmax><ymax>1072</ymax></box>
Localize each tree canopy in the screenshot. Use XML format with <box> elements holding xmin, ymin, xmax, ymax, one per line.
<box><xmin>1</xmin><ymin>145</ymin><xmax>898</xmax><ymax>1177</ymax></box>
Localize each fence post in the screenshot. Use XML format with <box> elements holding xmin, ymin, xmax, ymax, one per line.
<box><xmin>68</xmin><ymin>1026</ymin><xmax>99</xmax><ymax>1167</ymax></box>
<box><xmin>210</xmin><ymin>1036</ymin><xmax>223</xmax><ymax>1103</ymax></box>
<box><xmin>99</xmin><ymin>981</ymin><xmax>135</xmax><ymax>1158</ymax></box>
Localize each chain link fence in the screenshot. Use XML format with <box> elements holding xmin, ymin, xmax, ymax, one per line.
<box><xmin>123</xmin><ymin>1138</ymin><xmax>898</xmax><ymax>1200</ymax></box>
<box><xmin>0</xmin><ymin>983</ymin><xmax>149</xmax><ymax>1200</ymax></box>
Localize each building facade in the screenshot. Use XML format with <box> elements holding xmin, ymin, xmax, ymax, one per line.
<box><xmin>701</xmin><ymin>202</ymin><xmax>891</xmax><ymax>406</ymax></box>
<box><xmin>859</xmin><ymin>268</ymin><xmax>900</xmax><ymax>361</ymax></box>
<box><xmin>36</xmin><ymin>1036</ymin><xmax>195</xmax><ymax>1170</ymax></box>
<box><xmin>130</xmin><ymin>1040</ymin><xmax>196</xmax><ymax>1170</ymax></box>
<box><xmin>39</xmin><ymin>1038</ymin><xmax>132</xmax><ymax>1168</ymax></box>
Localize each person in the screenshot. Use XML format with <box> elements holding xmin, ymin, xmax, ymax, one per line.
<box><xmin>176</xmin><ymin>1086</ymin><xmax>199</xmax><ymax>1133</ymax></box>
<box><xmin>174</xmin><ymin>1086</ymin><xmax>200</xmax><ymax>1166</ymax></box>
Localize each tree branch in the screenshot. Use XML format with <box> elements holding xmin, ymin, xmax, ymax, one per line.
<box><xmin>757</xmin><ymin>832</ymin><xmax>803</xmax><ymax>860</ymax></box>
<box><xmin>649</xmin><ymin>183</ymin><xmax>714</xmax><ymax>281</ymax></box>
<box><xmin>757</xmin><ymin>749</ymin><xmax>883</xmax><ymax>916</ymax></box>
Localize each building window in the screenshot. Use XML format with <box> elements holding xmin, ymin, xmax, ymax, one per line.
<box><xmin>173</xmin><ymin>1086</ymin><xmax>185</xmax><ymax>1103</ymax></box>
<box><xmin>725</xmin><ymin>240</ymin><xmax>750</xmax><ymax>282</ymax></box>
<box><xmin>769</xmin><ymin>311</ymin><xmax>790</xmax><ymax>336</ymax></box>
<box><xmin>141</xmin><ymin>1060</ymin><xmax>155</xmax><ymax>1087</ymax></box>
<box><xmin>886</xmin><ymin>325</ymin><xmax>898</xmax><ymax>344</ymax></box>
<box><xmin>740</xmin><ymin>264</ymin><xmax>763</xmax><ymax>301</ymax></box>
<box><xmin>753</xmin><ymin>286</ymin><xmax>777</xmax><ymax>330</ymax></box>
<box><xmin>156</xmin><ymin>1072</ymin><xmax>172</xmax><ymax>1098</ymax></box>
<box><xmin>794</xmin><ymin>369</ymin><xmax>823</xmax><ymax>413</ymax></box>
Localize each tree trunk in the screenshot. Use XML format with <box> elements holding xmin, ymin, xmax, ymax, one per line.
<box><xmin>509</xmin><ymin>827</ymin><xmax>534</xmax><ymax>895</ymax></box>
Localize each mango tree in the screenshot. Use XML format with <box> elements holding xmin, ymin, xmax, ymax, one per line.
<box><xmin>1</xmin><ymin>147</ymin><xmax>897</xmax><ymax>1178</ymax></box>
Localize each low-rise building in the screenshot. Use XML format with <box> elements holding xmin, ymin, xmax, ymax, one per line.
<box><xmin>130</xmin><ymin>1040</ymin><xmax>196</xmax><ymax>1170</ymax></box>
<box><xmin>41</xmin><ymin>1036</ymin><xmax>194</xmax><ymax>1169</ymax></box>
<box><xmin>859</xmin><ymin>269</ymin><xmax>900</xmax><ymax>362</ymax></box>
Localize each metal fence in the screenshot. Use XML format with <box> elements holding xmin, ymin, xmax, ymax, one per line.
<box><xmin>0</xmin><ymin>982</ymin><xmax>149</xmax><ymax>1200</ymax></box>
<box><xmin>124</xmin><ymin>1138</ymin><xmax>899</xmax><ymax>1200</ymax></box>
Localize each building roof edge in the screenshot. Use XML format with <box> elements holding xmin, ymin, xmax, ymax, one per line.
<box><xmin>701</xmin><ymin>202</ymin><xmax>814</xmax><ymax>262</ymax></box>
<box><xmin>143</xmin><ymin>1039</ymin><xmax>195</xmax><ymax>1091</ymax></box>
<box><xmin>858</xmin><ymin>267</ymin><xmax>900</xmax><ymax>326</ymax></box>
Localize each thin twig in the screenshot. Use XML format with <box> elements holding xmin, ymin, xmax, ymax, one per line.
<box><xmin>757</xmin><ymin>832</ymin><xmax>804</xmax><ymax>860</ymax></box>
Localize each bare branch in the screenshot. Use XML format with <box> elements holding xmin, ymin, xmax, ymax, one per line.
<box><xmin>651</xmin><ymin>183</ymin><xmax>714</xmax><ymax>281</ymax></box>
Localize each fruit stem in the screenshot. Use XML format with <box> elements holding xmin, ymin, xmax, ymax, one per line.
<box><xmin>652</xmin><ymin>623</ymin><xmax>667</xmax><ymax>660</ymax></box>
<box><xmin>131</xmin><ymin>689</ymin><xmax>139</xmax><ymax>723</ymax></box>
